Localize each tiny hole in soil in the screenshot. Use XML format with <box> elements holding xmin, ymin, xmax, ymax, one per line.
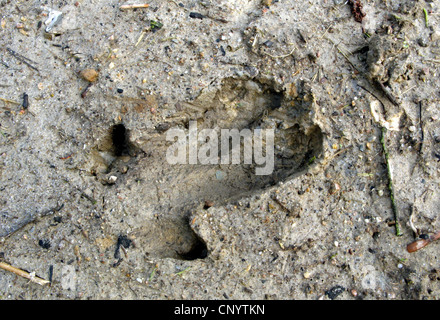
<box><xmin>111</xmin><ymin>124</ymin><xmax>130</xmax><ymax>157</ymax></box>
<box><xmin>178</xmin><ymin>235</ymin><xmax>208</xmax><ymax>260</ymax></box>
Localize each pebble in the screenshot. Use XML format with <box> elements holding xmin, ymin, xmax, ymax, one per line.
<box><xmin>38</xmin><ymin>239</ymin><xmax>51</xmax><ymax>249</ymax></box>
<box><xmin>216</xmin><ymin>170</ymin><xmax>226</xmax><ymax>180</ymax></box>
<box><xmin>108</xmin><ymin>175</ymin><xmax>117</xmax><ymax>184</ymax></box>
<box><xmin>80</xmin><ymin>69</ymin><xmax>99</xmax><ymax>82</ymax></box>
<box><xmin>418</xmin><ymin>37</ymin><xmax>429</xmax><ymax>47</ymax></box>
<box><xmin>431</xmin><ymin>31</ymin><xmax>440</xmax><ymax>42</ymax></box>
<box><xmin>325</xmin><ymin>286</ymin><xmax>345</xmax><ymax>300</ymax></box>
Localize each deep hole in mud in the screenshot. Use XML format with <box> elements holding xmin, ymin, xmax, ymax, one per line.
<box><xmin>97</xmin><ymin>78</ymin><xmax>324</xmax><ymax>260</ymax></box>
<box><xmin>180</xmin><ymin>238</ymin><xmax>208</xmax><ymax>260</ymax></box>
<box><xmin>111</xmin><ymin>123</ymin><xmax>130</xmax><ymax>157</ymax></box>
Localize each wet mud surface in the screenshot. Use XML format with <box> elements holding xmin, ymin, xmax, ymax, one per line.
<box><xmin>1</xmin><ymin>0</ymin><xmax>440</xmax><ymax>300</ymax></box>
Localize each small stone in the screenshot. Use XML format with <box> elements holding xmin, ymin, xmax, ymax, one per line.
<box><xmin>108</xmin><ymin>175</ymin><xmax>117</xmax><ymax>184</ymax></box>
<box><xmin>329</xmin><ymin>182</ymin><xmax>341</xmax><ymax>195</ymax></box>
<box><xmin>387</xmin><ymin>292</ymin><xmax>396</xmax><ymax>299</ymax></box>
<box><xmin>303</xmin><ymin>271</ymin><xmax>312</xmax><ymax>279</ymax></box>
<box><xmin>80</xmin><ymin>69</ymin><xmax>99</xmax><ymax>82</ymax></box>
<box><xmin>263</xmin><ymin>40</ymin><xmax>274</xmax><ymax>47</ymax></box>
<box><xmin>418</xmin><ymin>37</ymin><xmax>429</xmax><ymax>47</ymax></box>
<box><xmin>216</xmin><ymin>170</ymin><xmax>225</xmax><ymax>180</ymax></box>
<box><xmin>38</xmin><ymin>239</ymin><xmax>51</xmax><ymax>249</ymax></box>
<box><xmin>408</xmin><ymin>125</ymin><xmax>416</xmax><ymax>132</ymax></box>
<box><xmin>431</xmin><ymin>31</ymin><xmax>440</xmax><ymax>42</ymax></box>
<box><xmin>117</xmin><ymin>88</ymin><xmax>124</xmax><ymax>94</ymax></box>
<box><xmin>325</xmin><ymin>285</ymin><xmax>345</xmax><ymax>300</ymax></box>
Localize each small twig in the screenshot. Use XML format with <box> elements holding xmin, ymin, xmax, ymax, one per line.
<box><xmin>80</xmin><ymin>191</ymin><xmax>97</xmax><ymax>204</ymax></box>
<box><xmin>271</xmin><ymin>195</ymin><xmax>294</xmax><ymax>216</ymax></box>
<box><xmin>0</xmin><ymin>261</ymin><xmax>50</xmax><ymax>286</ymax></box>
<box><xmin>0</xmin><ymin>60</ymin><xmax>9</xmax><ymax>68</ymax></box>
<box><xmin>424</xmin><ymin>59</ymin><xmax>440</xmax><ymax>64</ymax></box>
<box><xmin>119</xmin><ymin>4</ymin><xmax>149</xmax><ymax>10</ymax></box>
<box><xmin>373</xmin><ymin>79</ymin><xmax>399</xmax><ymax>107</ymax></box>
<box><xmin>401</xmin><ymin>85</ymin><xmax>416</xmax><ymax>95</ymax></box>
<box><xmin>6</xmin><ymin>47</ymin><xmax>39</xmax><ymax>72</ymax></box>
<box><xmin>326</xmin><ymin>37</ymin><xmax>360</xmax><ymax>72</ymax></box>
<box><xmin>204</xmin><ymin>14</ymin><xmax>228</xmax><ymax>24</ymax></box>
<box><xmin>381</xmin><ymin>127</ymin><xmax>403</xmax><ymax>236</ymax></box>
<box><xmin>265</xmin><ymin>46</ymin><xmax>296</xmax><ymax>59</ymax></box>
<box><xmin>81</xmin><ymin>82</ymin><xmax>93</xmax><ymax>99</ymax></box>
<box><xmin>0</xmin><ymin>97</ymin><xmax>20</xmax><ymax>105</ymax></box>
<box><xmin>357</xmin><ymin>83</ymin><xmax>384</xmax><ymax>105</ymax></box>
<box><xmin>322</xmin><ymin>145</ymin><xmax>353</xmax><ymax>166</ymax></box>
<box><xmin>408</xmin><ymin>204</ymin><xmax>419</xmax><ymax>236</ymax></box>
<box><xmin>337</xmin><ymin>46</ymin><xmax>360</xmax><ymax>72</ymax></box>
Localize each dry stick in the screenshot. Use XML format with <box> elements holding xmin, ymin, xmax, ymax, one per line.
<box><xmin>373</xmin><ymin>79</ymin><xmax>399</xmax><ymax>107</ymax></box>
<box><xmin>6</xmin><ymin>48</ymin><xmax>39</xmax><ymax>72</ymax></box>
<box><xmin>119</xmin><ymin>4</ymin><xmax>149</xmax><ymax>10</ymax></box>
<box><xmin>0</xmin><ymin>262</ymin><xmax>50</xmax><ymax>286</ymax></box>
<box><xmin>326</xmin><ymin>37</ymin><xmax>361</xmax><ymax>73</ymax></box>
<box><xmin>265</xmin><ymin>47</ymin><xmax>296</xmax><ymax>59</ymax></box>
<box><xmin>271</xmin><ymin>195</ymin><xmax>294</xmax><ymax>216</ymax></box>
<box><xmin>381</xmin><ymin>127</ymin><xmax>403</xmax><ymax>236</ymax></box>
<box><xmin>0</xmin><ymin>97</ymin><xmax>20</xmax><ymax>105</ymax></box>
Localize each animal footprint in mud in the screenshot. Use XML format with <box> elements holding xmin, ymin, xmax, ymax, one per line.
<box><xmin>94</xmin><ymin>78</ymin><xmax>324</xmax><ymax>260</ymax></box>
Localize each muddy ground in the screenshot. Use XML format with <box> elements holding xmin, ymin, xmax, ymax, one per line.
<box><xmin>1</xmin><ymin>0</ymin><xmax>440</xmax><ymax>300</ymax></box>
